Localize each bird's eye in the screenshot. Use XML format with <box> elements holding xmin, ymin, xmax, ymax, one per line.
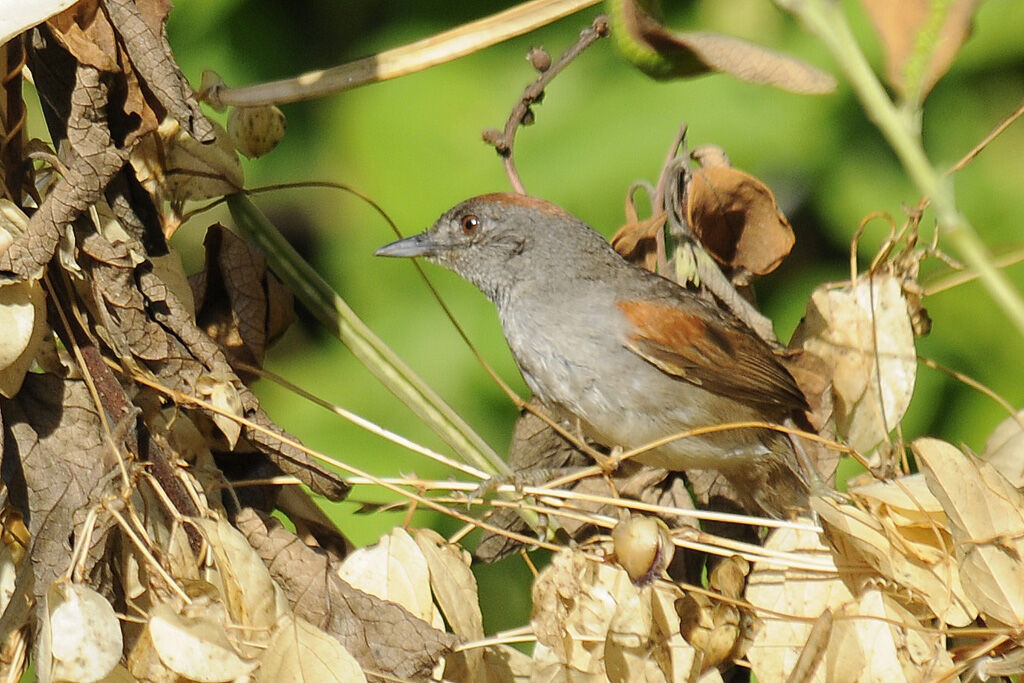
<box><xmin>460</xmin><ymin>214</ymin><xmax>481</xmax><ymax>235</ymax></box>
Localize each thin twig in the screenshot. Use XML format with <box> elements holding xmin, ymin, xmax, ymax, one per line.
<box><xmin>485</xmin><ymin>14</ymin><xmax>609</xmax><ymax>194</ymax></box>
<box><xmin>948</xmin><ymin>98</ymin><xmax>1024</xmax><ymax>176</ymax></box>
<box><xmin>918</xmin><ymin>355</ymin><xmax>1024</xmax><ymax>429</ymax></box>
<box><xmin>924</xmin><ymin>246</ymin><xmax>1024</xmax><ymax>296</ymax></box>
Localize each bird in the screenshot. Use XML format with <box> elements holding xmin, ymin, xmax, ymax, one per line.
<box><xmin>376</xmin><ymin>193</ymin><xmax>815</xmax><ymax>517</ymax></box>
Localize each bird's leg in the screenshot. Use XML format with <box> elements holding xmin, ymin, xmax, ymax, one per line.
<box><xmin>567</xmin><ymin>417</ymin><xmax>623</xmax><ymax>475</ymax></box>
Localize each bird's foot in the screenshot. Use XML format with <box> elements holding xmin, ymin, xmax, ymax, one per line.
<box><xmin>469</xmin><ymin>468</ymin><xmax>585</xmax><ymax>506</ymax></box>
<box><xmin>592</xmin><ymin>446</ymin><xmax>625</xmax><ymax>475</ymax></box>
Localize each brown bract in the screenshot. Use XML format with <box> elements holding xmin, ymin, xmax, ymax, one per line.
<box><xmin>611</xmin><ymin>211</ymin><xmax>667</xmax><ymax>272</ymax></box>
<box><xmin>686</xmin><ymin>166</ymin><xmax>795</xmax><ymax>277</ymax></box>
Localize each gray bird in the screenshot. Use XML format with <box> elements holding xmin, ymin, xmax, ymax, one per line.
<box><xmin>377</xmin><ymin>193</ymin><xmax>814</xmax><ymax>516</ymax></box>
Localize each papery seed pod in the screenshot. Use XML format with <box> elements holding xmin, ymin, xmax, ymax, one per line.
<box><xmin>227</xmin><ymin>105</ymin><xmax>287</xmax><ymax>158</ymax></box>
<box><xmin>611</xmin><ymin>515</ymin><xmax>674</xmax><ymax>585</ymax></box>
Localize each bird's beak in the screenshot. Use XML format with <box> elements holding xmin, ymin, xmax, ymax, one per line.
<box><xmin>374</xmin><ymin>232</ymin><xmax>439</xmax><ymax>258</ymax></box>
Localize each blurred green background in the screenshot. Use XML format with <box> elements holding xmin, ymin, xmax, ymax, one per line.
<box><xmin>164</xmin><ymin>0</ymin><xmax>1024</xmax><ymax>633</ymax></box>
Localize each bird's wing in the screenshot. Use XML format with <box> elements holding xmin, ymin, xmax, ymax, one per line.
<box><xmin>617</xmin><ymin>298</ymin><xmax>808</xmax><ymax>413</ymax></box>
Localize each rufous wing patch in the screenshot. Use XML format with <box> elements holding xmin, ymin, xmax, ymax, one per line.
<box><xmin>617</xmin><ymin>299</ymin><xmax>808</xmax><ymax>412</ymax></box>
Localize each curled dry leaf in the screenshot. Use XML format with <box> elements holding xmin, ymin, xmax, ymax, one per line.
<box><xmin>913</xmin><ymin>437</ymin><xmax>1024</xmax><ymax>628</ymax></box>
<box><xmin>686</xmin><ymin>166</ymin><xmax>795</xmax><ymax>277</ymax></box>
<box><xmin>826</xmin><ymin>589</ymin><xmax>954</xmax><ymax>682</ymax></box>
<box><xmin>860</xmin><ymin>0</ymin><xmax>982</xmax><ymax>104</ymax></box>
<box><xmin>789</xmin><ymin>272</ymin><xmax>917</xmax><ymax>455</ymax></box>
<box><xmin>746</xmin><ymin>524</ymin><xmax>854</xmax><ymax>683</ymax></box>
<box><xmin>259</xmin><ymin>614</ymin><xmax>366</xmax><ymax>683</ymax></box>
<box><xmin>190</xmin><ymin>224</ymin><xmax>295</xmax><ymax>375</ymax></box>
<box><xmin>414</xmin><ymin>530</ymin><xmax>481</xmax><ymax>637</ymax></box>
<box><xmin>195</xmin><ymin>372</ymin><xmax>244</xmax><ymax>450</ymax></box>
<box><xmin>46</xmin><ymin>0</ymin><xmax>170</xmax><ymax>145</ymax></box>
<box><xmin>608</xmin><ymin>0</ymin><xmax>836</xmax><ymax>93</ymax></box>
<box><xmin>147</xmin><ymin>602</ymin><xmax>257</xmax><ymax>682</ymax></box>
<box><xmin>191</xmin><ymin>516</ymin><xmax>278</xmax><ymax>655</ymax></box>
<box><xmin>676</xmin><ymin>559</ymin><xmax>753</xmax><ymax>671</ymax></box>
<box><xmin>337</xmin><ymin>527</ymin><xmax>440</xmax><ymax>629</ymax></box>
<box><xmin>1</xmin><ymin>374</ymin><xmax>119</xmax><ymax>600</ymax></box>
<box><xmin>227</xmin><ymin>105</ymin><xmax>288</xmax><ymax>159</ymax></box>
<box><xmin>149</xmin><ymin>249</ymin><xmax>196</xmax><ymax>320</ymax></box>
<box><xmin>42</xmin><ymin>582</ymin><xmax>122</xmax><ymax>683</ymax></box>
<box><xmin>813</xmin><ymin>490</ymin><xmax>976</xmax><ymax>627</ymax></box>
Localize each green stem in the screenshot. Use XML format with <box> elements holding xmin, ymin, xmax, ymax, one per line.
<box><xmin>777</xmin><ymin>0</ymin><xmax>1024</xmax><ymax>337</ymax></box>
<box><xmin>227</xmin><ymin>193</ymin><xmax>510</xmax><ymax>477</ymax></box>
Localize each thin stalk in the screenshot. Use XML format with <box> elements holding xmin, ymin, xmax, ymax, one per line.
<box><xmin>204</xmin><ymin>0</ymin><xmax>602</xmax><ymax>108</ymax></box>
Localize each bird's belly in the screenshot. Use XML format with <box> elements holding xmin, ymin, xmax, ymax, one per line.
<box><xmin>503</xmin><ymin>307</ymin><xmax>777</xmax><ymax>471</ymax></box>
<box><xmin>568</xmin><ymin>375</ymin><xmax>777</xmax><ymax>471</ymax></box>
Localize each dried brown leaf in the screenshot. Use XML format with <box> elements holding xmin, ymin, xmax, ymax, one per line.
<box><xmin>779</xmin><ymin>348</ymin><xmax>834</xmax><ymax>434</ymax></box>
<box><xmin>46</xmin><ymin>1</ymin><xmax>119</xmax><ymax>71</ymax></box>
<box><xmin>132</xmin><ymin>119</ymin><xmax>244</xmax><ymax>206</ymax></box>
<box><xmin>746</xmin><ymin>525</ymin><xmax>854</xmax><ymax>683</ymax></box>
<box><xmin>0</xmin><ymin>59</ymin><xmax>128</xmax><ymax>281</ymax></box>
<box><xmin>191</xmin><ymin>224</ymin><xmax>295</xmax><ymax>374</ymax></box>
<box><xmin>149</xmin><ymin>249</ymin><xmax>196</xmax><ymax>320</ymax></box>
<box><xmin>789</xmin><ymin>273</ymin><xmax>916</xmax><ymax>454</ymax></box>
<box><xmin>686</xmin><ymin>166</ymin><xmax>795</xmax><ymax>276</ymax></box>
<box><xmin>192</xmin><ymin>516</ymin><xmax>277</xmax><ymax>654</ymax></box>
<box><xmin>0</xmin><ymin>374</ymin><xmax>119</xmax><ymax>599</ymax></box>
<box><xmin>236</xmin><ymin>509</ymin><xmax>455</xmax><ymax>680</ymax></box>
<box><xmin>106</xmin><ymin>238</ymin><xmax>347</xmax><ymax>499</ymax></box>
<box><xmin>126</xmin><ymin>617</ymin><xmax>176</xmax><ymax>683</ymax></box>
<box><xmin>101</xmin><ymin>0</ymin><xmax>214</xmax><ymax>143</ymax></box>
<box><xmin>338</xmin><ymin>527</ymin><xmax>440</xmax><ymax>628</ymax></box>
<box><xmin>848</xmin><ymin>473</ymin><xmax>944</xmax><ymax>529</ymax></box>
<box><xmin>913</xmin><ymin>437</ymin><xmax>1024</xmax><ymax>628</ymax></box>
<box><xmin>195</xmin><ymin>372</ymin><xmax>244</xmax><ymax>450</ymax></box>
<box><xmin>861</xmin><ymin>0</ymin><xmax>982</xmax><ymax>103</ymax></box>
<box><xmin>612</xmin><ymin>0</ymin><xmax>836</xmax><ymax>93</ymax></box>
<box><xmin>415</xmin><ymin>529</ymin><xmax>483</xmax><ymax>640</ymax></box>
<box><xmin>531</xmin><ymin>548</ymin><xmax>687</xmax><ymax>681</ymax></box>
<box><xmin>259</xmin><ymin>614</ymin><xmax>367</xmax><ymax>683</ymax></box>
<box><xmin>826</xmin><ymin>589</ymin><xmax>954</xmax><ymax>681</ymax></box>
